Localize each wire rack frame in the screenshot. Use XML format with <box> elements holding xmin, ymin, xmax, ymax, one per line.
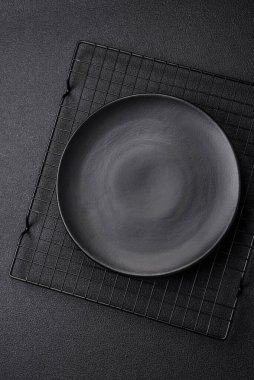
<box><xmin>10</xmin><ymin>40</ymin><xmax>254</xmax><ymax>340</ymax></box>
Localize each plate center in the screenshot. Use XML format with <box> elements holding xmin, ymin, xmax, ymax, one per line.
<box><xmin>113</xmin><ymin>146</ymin><xmax>184</xmax><ymax>219</ymax></box>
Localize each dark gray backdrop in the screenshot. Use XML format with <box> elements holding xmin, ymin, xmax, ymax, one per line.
<box><xmin>1</xmin><ymin>1</ymin><xmax>254</xmax><ymax>379</ymax></box>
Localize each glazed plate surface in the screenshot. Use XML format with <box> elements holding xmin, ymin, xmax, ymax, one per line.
<box><xmin>57</xmin><ymin>95</ymin><xmax>240</xmax><ymax>276</ymax></box>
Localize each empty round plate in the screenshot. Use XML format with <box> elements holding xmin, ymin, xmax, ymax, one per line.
<box><xmin>57</xmin><ymin>94</ymin><xmax>240</xmax><ymax>277</ymax></box>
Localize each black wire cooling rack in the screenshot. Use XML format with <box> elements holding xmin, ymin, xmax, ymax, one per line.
<box><xmin>10</xmin><ymin>41</ymin><xmax>254</xmax><ymax>339</ymax></box>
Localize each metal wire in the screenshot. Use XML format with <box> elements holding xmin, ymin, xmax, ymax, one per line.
<box><xmin>10</xmin><ymin>40</ymin><xmax>254</xmax><ymax>340</ymax></box>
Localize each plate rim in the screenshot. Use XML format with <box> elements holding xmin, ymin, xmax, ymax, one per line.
<box><xmin>56</xmin><ymin>93</ymin><xmax>241</xmax><ymax>277</ymax></box>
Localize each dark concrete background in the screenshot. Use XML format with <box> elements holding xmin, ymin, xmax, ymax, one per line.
<box><xmin>0</xmin><ymin>1</ymin><xmax>254</xmax><ymax>379</ymax></box>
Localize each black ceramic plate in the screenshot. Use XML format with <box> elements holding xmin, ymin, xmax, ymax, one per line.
<box><xmin>57</xmin><ymin>94</ymin><xmax>240</xmax><ymax>277</ymax></box>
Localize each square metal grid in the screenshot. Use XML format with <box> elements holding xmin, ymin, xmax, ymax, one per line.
<box><xmin>10</xmin><ymin>41</ymin><xmax>254</xmax><ymax>339</ymax></box>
